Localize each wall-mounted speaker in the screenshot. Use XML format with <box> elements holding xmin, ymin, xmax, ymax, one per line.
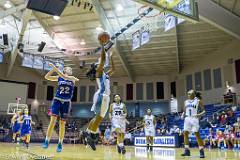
<box><xmin>3</xmin><ymin>34</ymin><xmax>8</xmax><ymax>46</ymax></box>
<box><xmin>38</xmin><ymin>41</ymin><xmax>46</xmax><ymax>52</ymax></box>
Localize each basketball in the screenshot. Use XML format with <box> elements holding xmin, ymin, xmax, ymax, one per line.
<box><xmin>98</xmin><ymin>32</ymin><xmax>110</xmax><ymax>44</ymax></box>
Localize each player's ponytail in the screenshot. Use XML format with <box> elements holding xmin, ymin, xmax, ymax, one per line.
<box><xmin>195</xmin><ymin>91</ymin><xmax>202</xmax><ymax>100</ymax></box>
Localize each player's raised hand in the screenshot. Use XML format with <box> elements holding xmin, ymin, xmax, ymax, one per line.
<box><xmin>49</xmin><ymin>63</ymin><xmax>59</xmax><ymax>71</ymax></box>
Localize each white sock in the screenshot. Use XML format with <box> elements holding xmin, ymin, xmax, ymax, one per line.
<box><xmin>185</xmin><ymin>145</ymin><xmax>189</xmax><ymax>149</ymax></box>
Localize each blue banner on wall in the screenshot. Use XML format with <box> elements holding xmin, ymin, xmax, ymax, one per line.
<box><xmin>135</xmin><ymin>136</ymin><xmax>176</xmax><ymax>147</ymax></box>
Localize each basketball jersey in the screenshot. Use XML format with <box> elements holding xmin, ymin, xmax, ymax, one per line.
<box><xmin>144</xmin><ymin>115</ymin><xmax>155</xmax><ymax>129</ymax></box>
<box><xmin>185</xmin><ymin>97</ymin><xmax>200</xmax><ymax>117</ymax></box>
<box><xmin>96</xmin><ymin>72</ymin><xmax>110</xmax><ymax>96</ymax></box>
<box><xmin>112</xmin><ymin>102</ymin><xmax>125</xmax><ymax>119</ymax></box>
<box><xmin>22</xmin><ymin>115</ymin><xmax>31</xmax><ymax>130</ymax></box>
<box><xmin>55</xmin><ymin>77</ymin><xmax>74</xmax><ymax>100</ymax></box>
<box><xmin>13</xmin><ymin>115</ymin><xmax>20</xmax><ymax>125</ymax></box>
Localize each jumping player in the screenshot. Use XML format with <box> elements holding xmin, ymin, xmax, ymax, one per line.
<box><xmin>181</xmin><ymin>90</ymin><xmax>205</xmax><ymax>158</ymax></box>
<box><xmin>143</xmin><ymin>108</ymin><xmax>156</xmax><ymax>152</ymax></box>
<box><xmin>11</xmin><ymin>109</ymin><xmax>22</xmax><ymax>143</ymax></box>
<box><xmin>20</xmin><ymin>108</ymin><xmax>35</xmax><ymax>148</ymax></box>
<box><xmin>42</xmin><ymin>63</ymin><xmax>79</xmax><ymax>152</ymax></box>
<box><xmin>83</xmin><ymin>32</ymin><xmax>115</xmax><ymax>151</ymax></box>
<box><xmin>109</xmin><ymin>94</ymin><xmax>127</xmax><ymax>154</ymax></box>
<box><xmin>233</xmin><ymin>117</ymin><xmax>240</xmax><ymax>150</ymax></box>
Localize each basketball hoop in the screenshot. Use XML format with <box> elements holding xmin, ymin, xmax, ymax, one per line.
<box><xmin>138</xmin><ymin>5</ymin><xmax>166</xmax><ymax>32</ymax></box>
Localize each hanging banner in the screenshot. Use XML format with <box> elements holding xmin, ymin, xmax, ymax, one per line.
<box><xmin>132</xmin><ymin>30</ymin><xmax>141</xmax><ymax>50</ymax></box>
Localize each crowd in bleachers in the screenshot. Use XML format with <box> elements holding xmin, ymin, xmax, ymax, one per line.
<box><xmin>97</xmin><ymin>104</ymin><xmax>240</xmax><ymax>149</ymax></box>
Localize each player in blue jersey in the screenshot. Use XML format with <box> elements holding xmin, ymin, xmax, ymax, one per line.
<box><xmin>43</xmin><ymin>63</ymin><xmax>79</xmax><ymax>152</ymax></box>
<box><xmin>11</xmin><ymin>109</ymin><xmax>22</xmax><ymax>143</ymax></box>
<box><xmin>83</xmin><ymin>32</ymin><xmax>115</xmax><ymax>151</ymax></box>
<box><xmin>20</xmin><ymin>108</ymin><xmax>35</xmax><ymax>148</ymax></box>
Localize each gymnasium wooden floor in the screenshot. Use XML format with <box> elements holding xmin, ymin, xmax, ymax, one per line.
<box><xmin>0</xmin><ymin>143</ymin><xmax>239</xmax><ymax>160</ymax></box>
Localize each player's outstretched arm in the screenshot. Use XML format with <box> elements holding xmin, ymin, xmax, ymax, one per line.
<box><xmin>45</xmin><ymin>66</ymin><xmax>59</xmax><ymax>81</ymax></box>
<box><xmin>49</xmin><ymin>63</ymin><xmax>79</xmax><ymax>82</ymax></box>
<box><xmin>107</xmin><ymin>52</ymin><xmax>115</xmax><ymax>77</ymax></box>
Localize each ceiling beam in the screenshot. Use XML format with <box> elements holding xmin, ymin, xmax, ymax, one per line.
<box><xmin>231</xmin><ymin>0</ymin><xmax>238</xmax><ymax>13</ymax></box>
<box><xmin>6</xmin><ymin>9</ymin><xmax>32</xmax><ymax>77</ymax></box>
<box><xmin>0</xmin><ymin>4</ymin><xmax>26</xmax><ymax>19</ymax></box>
<box><xmin>90</xmin><ymin>0</ymin><xmax>135</xmax><ymax>82</ymax></box>
<box><xmin>198</xmin><ymin>0</ymin><xmax>240</xmax><ymax>39</ymax></box>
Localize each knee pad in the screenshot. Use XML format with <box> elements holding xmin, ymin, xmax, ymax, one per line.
<box><xmin>100</xmin><ymin>94</ymin><xmax>110</xmax><ymax>118</ymax></box>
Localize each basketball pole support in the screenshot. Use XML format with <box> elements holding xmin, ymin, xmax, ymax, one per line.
<box><xmin>6</xmin><ymin>9</ymin><xmax>32</xmax><ymax>77</ymax></box>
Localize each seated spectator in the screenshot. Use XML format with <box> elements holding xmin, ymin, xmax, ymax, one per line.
<box><xmin>211</xmin><ymin>114</ymin><xmax>219</xmax><ymax>127</ymax></box>
<box><xmin>216</xmin><ymin>130</ymin><xmax>227</xmax><ymax>149</ymax></box>
<box><xmin>204</xmin><ymin>128</ymin><xmax>217</xmax><ymax>149</ymax></box>
<box><xmin>227</xmin><ymin>108</ymin><xmax>234</xmax><ymax>118</ymax></box>
<box><xmin>170</xmin><ymin>125</ymin><xmax>180</xmax><ymax>135</ymax></box>
<box><xmin>220</xmin><ymin>112</ymin><xmax>227</xmax><ymax>126</ymax></box>
<box><xmin>156</xmin><ymin>128</ymin><xmax>161</xmax><ymax>136</ymax></box>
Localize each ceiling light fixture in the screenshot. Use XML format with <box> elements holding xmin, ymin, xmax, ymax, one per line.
<box><xmin>80</xmin><ymin>40</ymin><xmax>86</xmax><ymax>45</ymax></box>
<box><xmin>4</xmin><ymin>1</ymin><xmax>12</xmax><ymax>9</ymax></box>
<box><xmin>96</xmin><ymin>26</ymin><xmax>103</xmax><ymax>31</ymax></box>
<box><xmin>116</xmin><ymin>4</ymin><xmax>123</xmax><ymax>11</ymax></box>
<box><xmin>53</xmin><ymin>16</ymin><xmax>60</xmax><ymax>20</ymax></box>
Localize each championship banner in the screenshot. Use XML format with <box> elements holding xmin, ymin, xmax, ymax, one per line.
<box><xmin>135</xmin><ymin>136</ymin><xmax>176</xmax><ymax>147</ymax></box>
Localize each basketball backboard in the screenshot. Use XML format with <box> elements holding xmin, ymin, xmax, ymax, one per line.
<box><xmin>133</xmin><ymin>0</ymin><xmax>199</xmax><ymax>22</ymax></box>
<box><xmin>7</xmin><ymin>103</ymin><xmax>28</xmax><ymax>115</ymax></box>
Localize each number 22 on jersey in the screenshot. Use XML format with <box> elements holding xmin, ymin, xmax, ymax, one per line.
<box><xmin>60</xmin><ymin>86</ymin><xmax>70</xmax><ymax>94</ymax></box>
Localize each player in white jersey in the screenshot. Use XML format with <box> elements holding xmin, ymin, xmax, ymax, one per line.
<box><xmin>143</xmin><ymin>108</ymin><xmax>156</xmax><ymax>152</ymax></box>
<box><xmin>181</xmin><ymin>90</ymin><xmax>205</xmax><ymax>158</ymax></box>
<box><xmin>83</xmin><ymin>32</ymin><xmax>115</xmax><ymax>151</ymax></box>
<box><xmin>109</xmin><ymin>94</ymin><xmax>127</xmax><ymax>154</ymax></box>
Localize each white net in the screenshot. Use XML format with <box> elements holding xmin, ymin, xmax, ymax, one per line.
<box><xmin>144</xmin><ymin>13</ymin><xmax>166</xmax><ymax>32</ymax></box>
<box><xmin>7</xmin><ymin>103</ymin><xmax>28</xmax><ymax>115</ymax></box>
